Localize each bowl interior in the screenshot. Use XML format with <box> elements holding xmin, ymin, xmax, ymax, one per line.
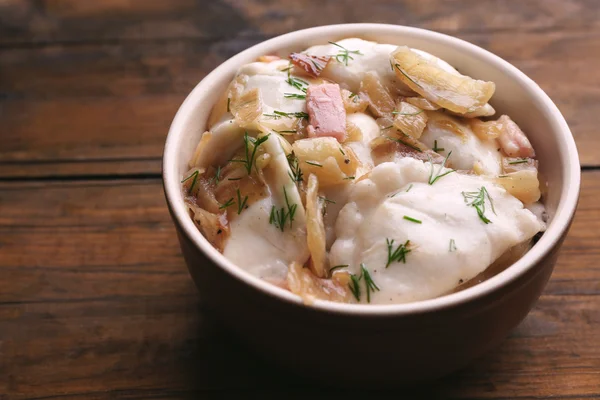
<box><xmin>164</xmin><ymin>24</ymin><xmax>580</xmax><ymax>314</ymax></box>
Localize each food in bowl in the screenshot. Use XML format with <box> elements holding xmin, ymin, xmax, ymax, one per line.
<box><xmin>180</xmin><ymin>38</ymin><xmax>547</xmax><ymax>305</ymax></box>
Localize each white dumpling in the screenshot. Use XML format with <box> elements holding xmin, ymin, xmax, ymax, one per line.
<box><xmin>329</xmin><ymin>158</ymin><xmax>543</xmax><ymax>304</ymax></box>
<box><xmin>420</xmin><ymin>112</ymin><xmax>502</xmax><ymax>175</ymax></box>
<box><xmin>305</xmin><ymin>38</ymin><xmax>458</xmax><ymax>95</ymax></box>
<box><xmin>223</xmin><ymin>134</ymin><xmax>309</xmax><ymax>282</ymax></box>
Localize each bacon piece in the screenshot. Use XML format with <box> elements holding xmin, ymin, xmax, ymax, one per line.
<box><xmin>306</xmin><ymin>83</ymin><xmax>347</xmax><ymax>142</ymax></box>
<box><xmin>496</xmin><ymin>115</ymin><xmax>535</xmax><ymax>158</ymax></box>
<box><xmin>289</xmin><ymin>53</ymin><xmax>330</xmax><ymax>77</ymax></box>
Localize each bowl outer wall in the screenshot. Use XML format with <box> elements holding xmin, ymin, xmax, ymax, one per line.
<box><xmin>162</xmin><ymin>24</ymin><xmax>580</xmax><ymax>381</ymax></box>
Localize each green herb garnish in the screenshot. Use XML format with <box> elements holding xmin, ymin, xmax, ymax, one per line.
<box><xmin>329</xmin><ymin>41</ymin><xmax>363</xmax><ymax>66</ymax></box>
<box><xmin>287</xmin><ymin>152</ymin><xmax>304</xmax><ymax>183</ymax></box>
<box><xmin>236</xmin><ymin>188</ymin><xmax>248</xmax><ymax>215</ymax></box>
<box><xmin>269</xmin><ymin>186</ymin><xmax>298</xmax><ymax>231</ymax></box>
<box><xmin>318</xmin><ymin>196</ymin><xmax>336</xmax><ymax>204</ymax></box>
<box><xmin>432</xmin><ymin>140</ymin><xmax>445</xmax><ymax>152</ymax></box>
<box><xmin>330</xmin><ymin>264</ymin><xmax>348</xmax><ymax>273</ymax></box>
<box><xmin>386</xmin><ymin>239</ymin><xmax>411</xmax><ymax>268</ymax></box>
<box><xmin>508</xmin><ymin>159</ymin><xmax>529</xmax><ymax>165</ymax></box>
<box><xmin>229</xmin><ymin>132</ymin><xmax>270</xmax><ymax>175</ymax></box>
<box><xmin>344</xmin><ymin>176</ymin><xmax>355</xmax><ymax>180</ymax></box>
<box><xmin>227</xmin><ymin>97</ymin><xmax>231</xmax><ymax>112</ymax></box>
<box><xmin>264</xmin><ymin>110</ymin><xmax>309</xmax><ymax>119</ymax></box>
<box><xmin>403</xmin><ymin>215</ymin><xmax>422</xmax><ymax>224</ymax></box>
<box><xmin>461</xmin><ymin>186</ymin><xmax>496</xmax><ymax>224</ymax></box>
<box><xmin>284</xmin><ymin>93</ymin><xmax>306</xmax><ymax>100</ymax></box>
<box><xmin>428</xmin><ymin>151</ymin><xmax>455</xmax><ymax>185</ymax></box>
<box><xmin>348</xmin><ymin>264</ymin><xmax>380</xmax><ymax>303</ymax></box>
<box><xmin>449</xmin><ymin>239</ymin><xmax>457</xmax><ymax>252</ymax></box>
<box><xmin>181</xmin><ymin>170</ymin><xmax>200</xmax><ymax>193</ymax></box>
<box><xmin>305</xmin><ymin>161</ymin><xmax>323</xmax><ymax>167</ymax></box>
<box><xmin>406</xmin><ymin>184</ymin><xmax>413</xmax><ymax>192</ymax></box>
<box><xmin>219</xmin><ymin>197</ymin><xmax>235</xmax><ymax>210</ymax></box>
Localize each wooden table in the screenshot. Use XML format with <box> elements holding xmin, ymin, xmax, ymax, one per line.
<box><xmin>1</xmin><ymin>1</ymin><xmax>598</xmax><ymax>398</ymax></box>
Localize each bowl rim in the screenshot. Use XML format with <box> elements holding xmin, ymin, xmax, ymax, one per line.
<box><xmin>163</xmin><ymin>23</ymin><xmax>580</xmax><ymax>316</ymax></box>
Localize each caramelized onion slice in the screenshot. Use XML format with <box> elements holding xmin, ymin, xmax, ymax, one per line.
<box><xmin>393</xmin><ymin>101</ymin><xmax>428</xmax><ymax>139</ymax></box>
<box><xmin>359</xmin><ymin>71</ymin><xmax>395</xmax><ymax>117</ymax></box>
<box><xmin>287</xmin><ymin>262</ymin><xmax>351</xmax><ymax>304</ymax></box>
<box><xmin>496</xmin><ymin>170</ymin><xmax>541</xmax><ymax>204</ymax></box>
<box><xmin>186</xmin><ymin>203</ymin><xmax>229</xmax><ymax>252</ymax></box>
<box><xmin>230</xmin><ymin>88</ymin><xmax>262</xmax><ymax>130</ymax></box>
<box><xmin>391</xmin><ymin>46</ymin><xmax>495</xmax><ymax>114</ymax></box>
<box><xmin>292</xmin><ymin>137</ymin><xmax>359</xmax><ymax>186</ymax></box>
<box><xmin>306</xmin><ymin>174</ymin><xmax>328</xmax><ymax>278</ymax></box>
<box><xmin>289</xmin><ymin>53</ymin><xmax>330</xmax><ymax>77</ymax></box>
<box><xmin>341</xmin><ymin>89</ymin><xmax>369</xmax><ymax>114</ymax></box>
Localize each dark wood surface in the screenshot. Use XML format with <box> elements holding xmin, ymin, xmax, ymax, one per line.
<box><xmin>0</xmin><ymin>1</ymin><xmax>598</xmax><ymax>399</ymax></box>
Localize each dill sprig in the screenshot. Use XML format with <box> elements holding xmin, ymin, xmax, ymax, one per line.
<box><xmin>406</xmin><ymin>184</ymin><xmax>413</xmax><ymax>192</ymax></box>
<box><xmin>328</xmin><ymin>41</ymin><xmax>363</xmax><ymax>66</ymax></box>
<box><xmin>508</xmin><ymin>159</ymin><xmax>529</xmax><ymax>165</ymax></box>
<box><xmin>386</xmin><ymin>239</ymin><xmax>411</xmax><ymax>268</ymax></box>
<box><xmin>209</xmin><ymin>166</ymin><xmax>221</xmax><ymax>185</ymax></box>
<box><xmin>339</xmin><ymin>147</ymin><xmax>346</xmax><ymax>156</ymax></box>
<box><xmin>284</xmin><ymin>93</ymin><xmax>306</xmax><ymax>100</ymax></box>
<box><xmin>263</xmin><ymin>110</ymin><xmax>309</xmax><ymax>119</ymax></box>
<box><xmin>348</xmin><ymin>264</ymin><xmax>380</xmax><ymax>303</ymax></box>
<box><xmin>269</xmin><ymin>186</ymin><xmax>298</xmax><ymax>231</ymax></box>
<box><xmin>428</xmin><ymin>151</ymin><xmax>455</xmax><ymax>185</ymax></box>
<box><xmin>305</xmin><ymin>161</ymin><xmax>323</xmax><ymax>167</ymax></box>
<box><xmin>330</xmin><ymin>264</ymin><xmax>348</xmax><ymax>273</ymax></box>
<box><xmin>219</xmin><ymin>197</ymin><xmax>235</xmax><ymax>210</ymax></box>
<box><xmin>181</xmin><ymin>170</ymin><xmax>200</xmax><ymax>193</ymax></box>
<box><xmin>285</xmin><ymin>64</ymin><xmax>309</xmax><ymax>93</ymax></box>
<box><xmin>461</xmin><ymin>186</ymin><xmax>496</xmax><ymax>224</ymax></box>
<box><xmin>343</xmin><ymin>176</ymin><xmax>355</xmax><ymax>180</ymax></box>
<box><xmin>403</xmin><ymin>215</ymin><xmax>422</xmax><ymax>224</ymax></box>
<box><xmin>449</xmin><ymin>239</ymin><xmax>457</xmax><ymax>252</ymax></box>
<box><xmin>394</xmin><ymin>63</ymin><xmax>423</xmax><ymax>89</ymax></box>
<box><xmin>227</xmin><ymin>97</ymin><xmax>231</xmax><ymax>113</ymax></box>
<box><xmin>236</xmin><ymin>188</ymin><xmax>248</xmax><ymax>215</ymax></box>
<box><xmin>432</xmin><ymin>140</ymin><xmax>445</xmax><ymax>152</ymax></box>
<box><xmin>286</xmin><ymin>152</ymin><xmax>304</xmax><ymax>182</ymax></box>
<box><xmin>349</xmin><ymin>92</ymin><xmax>360</xmax><ymax>103</ymax></box>
<box><xmin>229</xmin><ymin>132</ymin><xmax>270</xmax><ymax>175</ymax></box>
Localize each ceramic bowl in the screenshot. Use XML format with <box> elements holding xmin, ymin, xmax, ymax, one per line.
<box><xmin>163</xmin><ymin>24</ymin><xmax>580</xmax><ymax>384</ymax></box>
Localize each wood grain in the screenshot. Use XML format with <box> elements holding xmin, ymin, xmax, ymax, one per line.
<box><xmin>0</xmin><ymin>172</ymin><xmax>599</xmax><ymax>399</ymax></box>
<box><xmin>1</xmin><ymin>1</ymin><xmax>600</xmax><ymax>176</ymax></box>
<box><xmin>1</xmin><ymin>1</ymin><xmax>599</xmax><ymax>398</ymax></box>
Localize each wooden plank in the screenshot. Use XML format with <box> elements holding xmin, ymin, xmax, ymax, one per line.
<box><xmin>0</xmin><ymin>172</ymin><xmax>598</xmax><ymax>398</ymax></box>
<box><xmin>1</xmin><ymin>0</ymin><xmax>599</xmax><ymax>45</ymax></box>
<box><xmin>1</xmin><ymin>30</ymin><xmax>599</xmax><ymax>176</ymax></box>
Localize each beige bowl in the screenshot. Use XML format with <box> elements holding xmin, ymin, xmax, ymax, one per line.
<box><xmin>163</xmin><ymin>24</ymin><xmax>580</xmax><ymax>383</ymax></box>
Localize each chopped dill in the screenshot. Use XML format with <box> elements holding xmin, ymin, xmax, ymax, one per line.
<box><xmin>269</xmin><ymin>186</ymin><xmax>298</xmax><ymax>231</ymax></box>
<box><xmin>181</xmin><ymin>170</ymin><xmax>200</xmax><ymax>193</ymax></box>
<box><xmin>508</xmin><ymin>159</ymin><xmax>529</xmax><ymax>165</ymax></box>
<box><xmin>462</xmin><ymin>186</ymin><xmax>496</xmax><ymax>224</ymax></box>
<box><xmin>339</xmin><ymin>147</ymin><xmax>346</xmax><ymax>156</ymax></box>
<box><xmin>394</xmin><ymin>63</ymin><xmax>423</xmax><ymax>88</ymax></box>
<box><xmin>227</xmin><ymin>97</ymin><xmax>231</xmax><ymax>112</ymax></box>
<box><xmin>286</xmin><ymin>152</ymin><xmax>304</xmax><ymax>182</ymax></box>
<box><xmin>386</xmin><ymin>239</ymin><xmax>411</xmax><ymax>268</ymax></box>
<box><xmin>403</xmin><ymin>215</ymin><xmax>422</xmax><ymax>224</ymax></box>
<box><xmin>406</xmin><ymin>184</ymin><xmax>413</xmax><ymax>192</ymax></box>
<box><xmin>305</xmin><ymin>161</ymin><xmax>323</xmax><ymax>167</ymax></box>
<box><xmin>361</xmin><ymin>264</ymin><xmax>380</xmax><ymax>303</ymax></box>
<box><xmin>209</xmin><ymin>166</ymin><xmax>221</xmax><ymax>185</ymax></box>
<box><xmin>263</xmin><ymin>110</ymin><xmax>309</xmax><ymax>119</ymax></box>
<box><xmin>344</xmin><ymin>176</ymin><xmax>355</xmax><ymax>180</ymax></box>
<box><xmin>428</xmin><ymin>151</ymin><xmax>455</xmax><ymax>185</ymax></box>
<box><xmin>432</xmin><ymin>140</ymin><xmax>445</xmax><ymax>152</ymax></box>
<box><xmin>330</xmin><ymin>264</ymin><xmax>348</xmax><ymax>273</ymax></box>
<box><xmin>275</xmin><ymin>129</ymin><xmax>298</xmax><ymax>134</ymax></box>
<box><xmin>284</xmin><ymin>93</ymin><xmax>306</xmax><ymax>100</ymax></box>
<box><xmin>229</xmin><ymin>132</ymin><xmax>270</xmax><ymax>175</ymax></box>
<box><xmin>328</xmin><ymin>41</ymin><xmax>363</xmax><ymax>66</ymax></box>
<box><xmin>219</xmin><ymin>197</ymin><xmax>235</xmax><ymax>210</ymax></box>
<box><xmin>449</xmin><ymin>239</ymin><xmax>457</xmax><ymax>252</ymax></box>
<box><xmin>236</xmin><ymin>188</ymin><xmax>248</xmax><ymax>215</ymax></box>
